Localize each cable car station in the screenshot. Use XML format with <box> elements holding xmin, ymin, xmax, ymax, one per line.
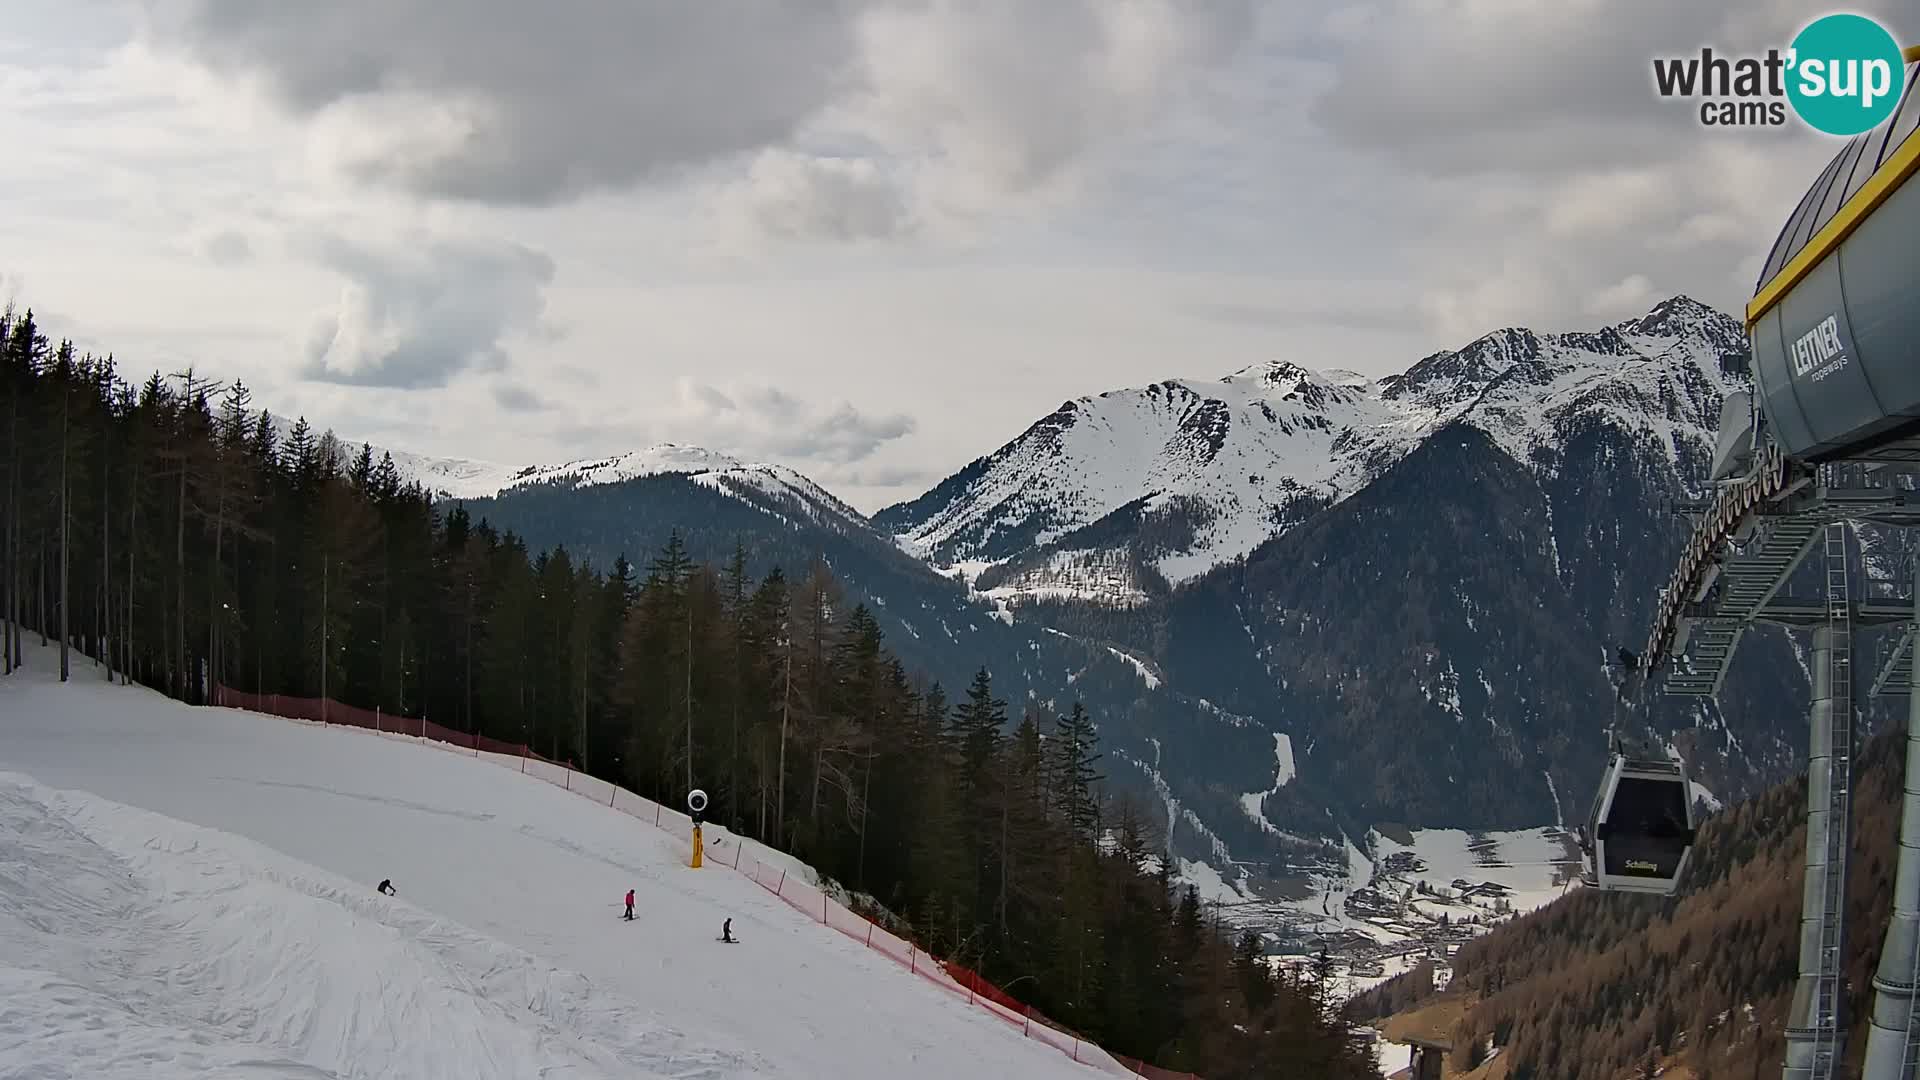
<box><xmin>1586</xmin><ymin>46</ymin><xmax>1920</xmax><ymax>1080</ymax></box>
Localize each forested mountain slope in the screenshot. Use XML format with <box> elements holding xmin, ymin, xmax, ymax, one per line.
<box><xmin>1354</xmin><ymin>725</ymin><xmax>1911</xmax><ymax>1080</ymax></box>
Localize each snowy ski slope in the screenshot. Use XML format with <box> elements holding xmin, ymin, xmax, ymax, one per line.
<box><xmin>0</xmin><ymin>650</ymin><xmax>1114</xmax><ymax>1080</ymax></box>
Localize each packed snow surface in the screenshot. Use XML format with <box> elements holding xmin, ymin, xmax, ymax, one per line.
<box><xmin>0</xmin><ymin>653</ymin><xmax>1106</xmax><ymax>1080</ymax></box>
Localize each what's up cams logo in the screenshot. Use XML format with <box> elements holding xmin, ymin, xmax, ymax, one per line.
<box><xmin>1653</xmin><ymin>13</ymin><xmax>1908</xmax><ymax>135</ymax></box>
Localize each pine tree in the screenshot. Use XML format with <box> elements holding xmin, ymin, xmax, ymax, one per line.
<box><xmin>1050</xmin><ymin>701</ymin><xmax>1103</xmax><ymax>840</ymax></box>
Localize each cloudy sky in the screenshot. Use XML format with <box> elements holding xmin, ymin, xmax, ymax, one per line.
<box><xmin>0</xmin><ymin>1</ymin><xmax>1905</xmax><ymax>510</ymax></box>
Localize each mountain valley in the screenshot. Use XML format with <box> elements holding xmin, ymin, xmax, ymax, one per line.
<box><xmin>338</xmin><ymin>296</ymin><xmax>1881</xmax><ymax>953</ymax></box>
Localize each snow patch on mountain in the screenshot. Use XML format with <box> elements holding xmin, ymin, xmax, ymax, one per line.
<box><xmin>1691</xmin><ymin>780</ymin><xmax>1724</xmax><ymax>813</ymax></box>
<box><xmin>1105</xmin><ymin>646</ymin><xmax>1162</xmax><ymax>689</ymax></box>
<box><xmin>1118</xmin><ymin>749</ymin><xmax>1240</xmax><ymax>889</ymax></box>
<box><xmin>1175</xmin><ymin>857</ymin><xmax>1248</xmax><ymax>906</ymax></box>
<box><xmin>1237</xmin><ymin>733</ymin><xmax>1296</xmax><ymax>836</ymax></box>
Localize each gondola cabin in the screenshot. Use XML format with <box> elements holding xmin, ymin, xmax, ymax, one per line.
<box><xmin>1580</xmin><ymin>753</ymin><xmax>1697</xmax><ymax>895</ymax></box>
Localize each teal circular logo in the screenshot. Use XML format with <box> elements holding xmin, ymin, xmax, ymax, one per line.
<box><xmin>1786</xmin><ymin>14</ymin><xmax>1907</xmax><ymax>136</ymax></box>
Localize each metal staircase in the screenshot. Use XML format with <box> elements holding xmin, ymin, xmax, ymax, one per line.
<box><xmin>1663</xmin><ymin>514</ymin><xmax>1824</xmax><ymax>696</ymax></box>
<box><xmin>1875</xmin><ymin>627</ymin><xmax>1915</xmax><ymax>699</ymax></box>
<box><xmin>1813</xmin><ymin>521</ymin><xmax>1856</xmax><ymax>1080</ymax></box>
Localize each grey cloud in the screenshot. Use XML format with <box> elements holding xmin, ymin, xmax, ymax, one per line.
<box><xmin>1192</xmin><ymin>297</ymin><xmax>1426</xmax><ymax>334</ymax></box>
<box><xmin>735</xmin><ymin>0</ymin><xmax>1260</xmax><ymax>240</ymax></box>
<box><xmin>145</xmin><ymin>0</ymin><xmax>1256</xmax><ymax>240</ymax></box>
<box><xmin>1291</xmin><ymin>0</ymin><xmax>1911</xmax><ymax>339</ymax></box>
<box><xmin>546</xmin><ymin>381</ymin><xmax>916</xmax><ymax>466</ymax></box>
<box><xmin>1308</xmin><ymin>0</ymin><xmax>1909</xmax><ymax>175</ymax></box>
<box><xmin>200</xmin><ymin>229</ymin><xmax>253</xmax><ymax>265</ymax></box>
<box><xmin>824</xmin><ymin>463</ymin><xmax>937</xmax><ymax>489</ymax></box>
<box><xmin>142</xmin><ymin>0</ymin><xmax>873</xmax><ymax>204</ymax></box>
<box><xmin>667</xmin><ymin>378</ymin><xmax>916</xmax><ymax>465</ymax></box>
<box><xmin>491</xmin><ymin>381</ymin><xmax>548</xmax><ymax>412</ymax></box>
<box><xmin>718</xmin><ymin>150</ymin><xmax>915</xmax><ymax>242</ymax></box>
<box><xmin>847</xmin><ymin>1</ymin><xmax>1256</xmax><ymax>190</ymax></box>
<box><xmin>298</xmin><ymin>232</ymin><xmax>555</xmax><ymax>389</ymax></box>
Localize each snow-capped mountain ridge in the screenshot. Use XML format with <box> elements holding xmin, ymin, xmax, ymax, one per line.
<box><xmin>876</xmin><ymin>295</ymin><xmax>1747</xmax><ymax>599</ymax></box>
<box><xmin>277</xmin><ymin>425</ymin><xmax>866</xmax><ymax>530</ymax></box>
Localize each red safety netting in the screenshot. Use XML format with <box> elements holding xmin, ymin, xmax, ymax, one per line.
<box><xmin>209</xmin><ymin>683</ymin><xmax>1197</xmax><ymax>1078</ymax></box>
<box><xmin>213</xmin><ymin>685</ymin><xmax>566</xmax><ymax>766</ymax></box>
<box><xmin>1109</xmin><ymin>1057</ymin><xmax>1205</xmax><ymax>1080</ymax></box>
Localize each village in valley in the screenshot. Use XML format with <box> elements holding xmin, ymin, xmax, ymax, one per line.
<box><xmin>1191</xmin><ymin>826</ymin><xmax>1582</xmax><ymax>1003</ymax></box>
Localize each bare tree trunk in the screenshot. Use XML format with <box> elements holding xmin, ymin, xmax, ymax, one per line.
<box><xmin>320</xmin><ymin>557</ymin><xmax>328</xmax><ymax>719</ymax></box>
<box><xmin>58</xmin><ymin>381</ymin><xmax>69</xmax><ymax>681</ymax></box>
<box><xmin>229</xmin><ymin>544</ymin><xmax>240</xmax><ymax>695</ymax></box>
<box><xmin>777</xmin><ymin>631</ymin><xmax>791</xmax><ymax>844</ymax></box>
<box><xmin>175</xmin><ymin>461</ymin><xmax>185</xmax><ymax>700</ymax></box>
<box><xmin>999</xmin><ymin>785</ymin><xmax>1010</xmax><ymax>938</ymax></box>
<box><xmin>256</xmin><ymin>540</ymin><xmax>267</xmax><ymax>695</ymax></box>
<box><xmin>37</xmin><ymin>537</ymin><xmax>47</xmax><ymax>646</ymax></box>
<box><xmin>100</xmin><ymin>436</ymin><xmax>110</xmax><ymax>678</ymax></box>
<box><xmin>857</xmin><ymin>748</ymin><xmax>873</xmax><ymax>892</ymax></box>
<box><xmin>730</xmin><ymin>646</ymin><xmax>740</xmax><ymax>828</ymax></box>
<box><xmin>9</xmin><ymin>507</ymin><xmax>18</xmax><ymax>670</ymax></box>
<box><xmin>13</xmin><ymin>493</ymin><xmax>22</xmax><ymax>670</ymax></box>
<box><xmin>1</xmin><ymin>482</ymin><xmax>8</xmax><ymax>676</ymax></box>
<box><xmin>208</xmin><ymin>503</ymin><xmax>222</xmax><ymax>698</ymax></box>
<box><xmin>464</xmin><ymin>580</ymin><xmax>474</xmax><ymax>733</ymax></box>
<box><xmin>125</xmin><ymin>463</ymin><xmax>137</xmax><ymax>687</ymax></box>
<box><xmin>2</xmin><ymin>416</ymin><xmax>11</xmax><ymax>676</ymax></box>
<box><xmin>4</xmin><ymin>387</ymin><xmax>17</xmax><ymax>674</ymax></box>
<box><xmin>810</xmin><ymin>746</ymin><xmax>822</xmax><ymax>832</ymax></box>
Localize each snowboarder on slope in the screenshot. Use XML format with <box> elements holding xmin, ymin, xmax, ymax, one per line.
<box><xmin>722</xmin><ymin>918</ymin><xmax>734</xmax><ymax>943</ymax></box>
<box><xmin>624</xmin><ymin>889</ymin><xmax>635</xmax><ymax>921</ymax></box>
<box><xmin>377</xmin><ymin>879</ymin><xmax>396</xmax><ymax>896</ymax></box>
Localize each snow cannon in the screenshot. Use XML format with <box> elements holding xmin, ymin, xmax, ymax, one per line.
<box><xmin>1745</xmin><ymin>59</ymin><xmax>1920</xmax><ymax>468</ymax></box>
<box><xmin>1575</xmin><ymin>743</ymin><xmax>1697</xmax><ymax>896</ymax></box>
<box><xmin>687</xmin><ymin>789</ymin><xmax>708</xmax><ymax>869</ymax></box>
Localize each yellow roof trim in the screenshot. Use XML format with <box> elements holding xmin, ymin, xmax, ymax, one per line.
<box><xmin>1747</xmin><ymin>105</ymin><xmax>1920</xmax><ymax>328</ymax></box>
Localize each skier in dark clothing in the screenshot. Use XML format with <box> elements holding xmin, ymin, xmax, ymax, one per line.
<box><xmin>624</xmin><ymin>889</ymin><xmax>635</xmax><ymax>920</ymax></box>
<box><xmin>722</xmin><ymin>918</ymin><xmax>734</xmax><ymax>943</ymax></box>
<box><xmin>377</xmin><ymin>879</ymin><xmax>395</xmax><ymax>896</ymax></box>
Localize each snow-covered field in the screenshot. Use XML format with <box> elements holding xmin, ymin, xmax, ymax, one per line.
<box><xmin>1369</xmin><ymin>826</ymin><xmax>1580</xmax><ymax>917</ymax></box>
<box><xmin>0</xmin><ymin>650</ymin><xmax>1113</xmax><ymax>1080</ymax></box>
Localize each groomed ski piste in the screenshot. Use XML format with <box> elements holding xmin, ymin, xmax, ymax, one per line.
<box><xmin>0</xmin><ymin>644</ymin><xmax>1125</xmax><ymax>1079</ymax></box>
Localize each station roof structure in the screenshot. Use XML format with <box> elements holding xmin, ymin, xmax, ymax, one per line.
<box><xmin>1751</xmin><ymin>52</ymin><xmax>1920</xmax><ymax>329</ymax></box>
